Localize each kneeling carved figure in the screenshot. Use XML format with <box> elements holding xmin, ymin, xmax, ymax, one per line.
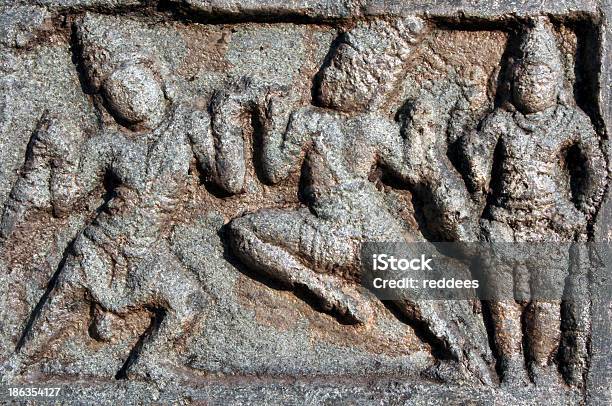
<box><xmin>224</xmin><ymin>17</ymin><xmax>494</xmax><ymax>383</ymax></box>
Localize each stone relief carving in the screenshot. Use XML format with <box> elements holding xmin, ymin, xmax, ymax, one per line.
<box><xmin>0</xmin><ymin>2</ymin><xmax>609</xmax><ymax>404</ymax></box>
<box><xmin>460</xmin><ymin>18</ymin><xmax>607</xmax><ymax>387</ymax></box>
<box><xmin>2</xmin><ymin>16</ymin><xmax>227</xmax><ymax>379</ymax></box>
<box><xmin>225</xmin><ymin>17</ymin><xmax>492</xmax><ymax>383</ymax></box>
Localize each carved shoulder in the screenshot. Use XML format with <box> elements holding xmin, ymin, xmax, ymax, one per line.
<box><xmin>479</xmin><ymin>109</ymin><xmax>512</xmax><ymax>136</ymax></box>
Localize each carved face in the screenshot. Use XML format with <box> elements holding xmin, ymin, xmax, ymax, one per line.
<box><xmin>102</xmin><ymin>64</ymin><xmax>167</xmax><ymax>130</ymax></box>
<box><xmin>316</xmin><ymin>43</ymin><xmax>379</xmax><ymax>112</ymax></box>
<box><xmin>512</xmin><ymin>63</ymin><xmax>559</xmax><ymax>114</ymax></box>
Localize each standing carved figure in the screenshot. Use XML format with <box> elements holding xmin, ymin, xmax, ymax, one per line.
<box><xmin>225</xmin><ymin>18</ymin><xmax>493</xmax><ymax>383</ymax></box>
<box><xmin>460</xmin><ymin>18</ymin><xmax>607</xmax><ymax>385</ymax></box>
<box><xmin>1</xmin><ymin>15</ymin><xmax>239</xmax><ymax>379</ymax></box>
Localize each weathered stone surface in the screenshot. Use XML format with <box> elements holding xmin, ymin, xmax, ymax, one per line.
<box><xmin>0</xmin><ymin>0</ymin><xmax>609</xmax><ymax>404</ymax></box>
<box><xmin>167</xmin><ymin>0</ymin><xmax>360</xmax><ymax>19</ymax></box>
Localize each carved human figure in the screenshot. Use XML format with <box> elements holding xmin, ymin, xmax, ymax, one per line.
<box><xmin>460</xmin><ymin>18</ymin><xmax>607</xmax><ymax>385</ymax></box>
<box><xmin>224</xmin><ymin>18</ymin><xmax>492</xmax><ymax>382</ymax></box>
<box><xmin>0</xmin><ymin>16</ymin><xmax>238</xmax><ymax>378</ymax></box>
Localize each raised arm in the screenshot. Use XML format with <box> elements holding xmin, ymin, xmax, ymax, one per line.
<box><xmin>375</xmin><ymin>116</ymin><xmax>420</xmax><ymax>185</ymax></box>
<box><xmin>259</xmin><ymin>92</ymin><xmax>318</xmax><ymax>184</ymax></box>
<box><xmin>377</xmin><ymin>112</ymin><xmax>479</xmax><ymax>242</ymax></box>
<box><xmin>208</xmin><ymin>88</ymin><xmax>252</xmax><ymax>194</ymax></box>
<box><xmin>56</xmin><ymin>133</ymin><xmax>114</xmax><ymax>214</ymax></box>
<box><xmin>1</xmin><ymin>118</ymin><xmax>53</xmax><ymax>239</ymax></box>
<box><xmin>0</xmin><ymin>115</ymin><xmax>107</xmax><ymax>239</ymax></box>
<box><xmin>459</xmin><ymin>110</ymin><xmax>506</xmax><ymax>197</ymax></box>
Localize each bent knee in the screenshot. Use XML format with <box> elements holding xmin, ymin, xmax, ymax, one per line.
<box><xmin>227</xmin><ymin>211</ymin><xmax>280</xmax><ymax>240</ymax></box>
<box><xmin>227</xmin><ymin>215</ymin><xmax>255</xmax><ymax>241</ymax></box>
<box><xmin>226</xmin><ymin>215</ymin><xmax>260</xmax><ymax>257</ymax></box>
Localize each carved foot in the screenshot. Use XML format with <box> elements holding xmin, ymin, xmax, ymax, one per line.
<box><xmin>462</xmin><ymin>348</ymin><xmax>495</xmax><ymax>385</ymax></box>
<box><xmin>499</xmin><ymin>357</ymin><xmax>529</xmax><ymax>387</ymax></box>
<box><xmin>530</xmin><ymin>363</ymin><xmax>562</xmax><ymax>387</ymax></box>
<box><xmin>90</xmin><ymin>310</ymin><xmax>119</xmax><ymax>342</ymax></box>
<box><xmin>297</xmin><ymin>276</ymin><xmax>374</xmax><ymax>324</ymax></box>
<box><xmin>122</xmin><ymin>354</ymin><xmax>180</xmax><ymax>387</ymax></box>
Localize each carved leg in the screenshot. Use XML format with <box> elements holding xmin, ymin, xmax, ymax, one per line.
<box><xmin>395</xmin><ymin>299</ymin><xmax>494</xmax><ymax>385</ymax></box>
<box><xmin>488</xmin><ymin>300</ymin><xmax>528</xmax><ymax>386</ymax></box>
<box><xmin>559</xmin><ymin>243</ymin><xmax>591</xmax><ymax>387</ymax></box>
<box><xmin>525</xmin><ymin>257</ymin><xmax>568</xmax><ymax>386</ymax></box>
<box><xmin>482</xmin><ymin>258</ymin><xmax>528</xmax><ymax>385</ymax></box>
<box><xmin>121</xmin><ymin>245</ymin><xmax>206</xmax><ymax>381</ymax></box>
<box><xmin>125</xmin><ymin>304</ymin><xmax>198</xmax><ymax>382</ymax></box>
<box><xmin>421</xmin><ymin>160</ymin><xmax>478</xmax><ymax>243</ymax></box>
<box><xmin>73</xmin><ymin>233</ymin><xmax>129</xmax><ymax>314</ymax></box>
<box><xmin>480</xmin><ymin>220</ymin><xmax>530</xmax><ymax>385</ymax></box>
<box><xmin>524</xmin><ymin>300</ymin><xmax>562</xmax><ymax>385</ymax></box>
<box><xmin>485</xmin><ymin>254</ymin><xmax>528</xmax><ymax>386</ymax></box>
<box><xmin>228</xmin><ymin>208</ymin><xmax>372</xmax><ymax>324</ymax></box>
<box><xmin>13</xmin><ymin>257</ymin><xmax>87</xmax><ymax>375</ymax></box>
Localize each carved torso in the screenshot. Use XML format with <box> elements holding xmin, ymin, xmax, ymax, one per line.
<box><xmin>300</xmin><ymin>109</ymin><xmax>392</xmax><ymax>202</ymax></box>
<box><xmin>486</xmin><ymin>106</ymin><xmax>587</xmax><ymax>232</ymax></box>
<box><xmin>83</xmin><ymin>108</ymin><xmax>194</xmax><ymax>256</ymax></box>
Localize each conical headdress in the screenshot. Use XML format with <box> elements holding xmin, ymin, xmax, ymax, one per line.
<box><xmin>75</xmin><ymin>13</ymin><xmax>160</xmax><ymax>91</ymax></box>
<box><xmin>517</xmin><ymin>17</ymin><xmax>563</xmax><ymax>74</ymax></box>
<box><xmin>330</xmin><ymin>16</ymin><xmax>427</xmax><ymax>109</ymax></box>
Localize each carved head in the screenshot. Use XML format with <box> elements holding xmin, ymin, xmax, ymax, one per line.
<box><xmin>512</xmin><ymin>18</ymin><xmax>563</xmax><ymax>114</ymax></box>
<box><xmin>75</xmin><ymin>14</ymin><xmax>171</xmax><ymax>130</ymax></box>
<box><xmin>101</xmin><ymin>62</ymin><xmax>167</xmax><ymax>130</ymax></box>
<box><xmin>316</xmin><ymin>17</ymin><xmax>426</xmax><ymax>113</ymax></box>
